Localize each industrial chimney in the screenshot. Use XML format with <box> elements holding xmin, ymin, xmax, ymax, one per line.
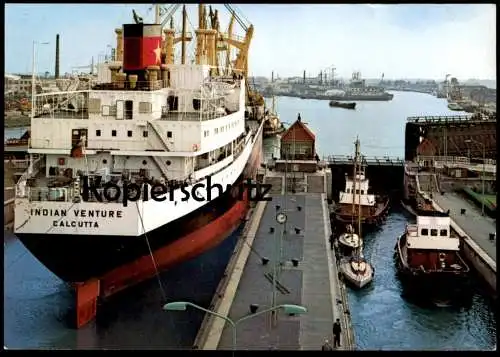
<box><xmin>55</xmin><ymin>34</ymin><xmax>60</xmax><ymax>79</ymax></box>
<box><xmin>271</xmin><ymin>71</ymin><xmax>274</xmax><ymax>83</ymax></box>
<box><xmin>303</xmin><ymin>70</ymin><xmax>306</xmax><ymax>84</ymax></box>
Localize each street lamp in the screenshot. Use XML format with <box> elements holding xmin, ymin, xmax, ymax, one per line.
<box><xmin>163</xmin><ymin>301</ymin><xmax>307</xmax><ymax>350</ymax></box>
<box><xmin>465</xmin><ymin>139</ymin><xmax>486</xmax><ymax>216</ymax></box>
<box><xmin>31</xmin><ymin>40</ymin><xmax>50</xmax><ymax>119</ymax></box>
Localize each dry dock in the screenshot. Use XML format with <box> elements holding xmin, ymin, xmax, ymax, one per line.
<box><xmin>193</xmin><ymin>193</ymin><xmax>354</xmax><ymax>350</ymax></box>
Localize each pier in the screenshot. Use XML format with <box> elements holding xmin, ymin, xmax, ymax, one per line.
<box><xmin>192</xmin><ymin>118</ymin><xmax>354</xmax><ymax>350</ymax></box>
<box><xmin>193</xmin><ymin>193</ymin><xmax>354</xmax><ymax>350</ymax></box>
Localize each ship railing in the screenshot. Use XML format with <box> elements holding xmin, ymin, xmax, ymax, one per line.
<box><xmin>26</xmin><ymin>186</ymin><xmax>74</xmax><ymax>203</ymax></box>
<box><xmin>406</xmin><ymin>115</ymin><xmax>474</xmax><ymax>123</ymax></box>
<box><xmin>91</xmin><ymin>80</ymin><xmax>164</xmax><ymax>92</ymax></box>
<box><xmin>34</xmin><ymin>109</ymin><xmax>89</xmax><ymax>120</ymax></box>
<box><xmin>160</xmin><ymin>107</ymin><xmax>233</xmax><ymax>122</ymax></box>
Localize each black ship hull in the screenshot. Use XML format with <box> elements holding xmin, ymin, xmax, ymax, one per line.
<box><xmin>394</xmin><ymin>235</ymin><xmax>471</xmax><ymax>297</ymax></box>
<box><xmin>329</xmin><ymin>101</ymin><xmax>356</xmax><ymax>109</ymax></box>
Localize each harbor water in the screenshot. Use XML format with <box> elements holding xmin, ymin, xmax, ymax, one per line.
<box><xmin>4</xmin><ymin>91</ymin><xmax>496</xmax><ymax>349</ymax></box>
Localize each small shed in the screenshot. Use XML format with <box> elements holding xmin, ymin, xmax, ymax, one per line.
<box><xmin>280</xmin><ymin>113</ymin><xmax>316</xmax><ymax>160</ymax></box>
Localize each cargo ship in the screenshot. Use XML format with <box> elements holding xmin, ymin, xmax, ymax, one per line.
<box><xmin>14</xmin><ymin>3</ymin><xmax>264</xmax><ymax>328</ymax></box>
<box><xmin>326</xmin><ymin>72</ymin><xmax>393</xmax><ymax>101</ymax></box>
<box><xmin>332</xmin><ymin>139</ymin><xmax>389</xmax><ymax>228</ymax></box>
<box><xmin>394</xmin><ymin>210</ymin><xmax>470</xmax><ymax>295</ymax></box>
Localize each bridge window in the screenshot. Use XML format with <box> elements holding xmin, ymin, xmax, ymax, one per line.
<box><xmin>214</xmin><ymin>128</ymin><xmax>219</xmax><ymax>134</ymax></box>
<box><xmin>355</xmin><ymin>189</ymin><xmax>360</xmax><ymax>194</ymax></box>
<box><xmin>96</xmin><ymin>130</ymin><xmax>101</xmax><ymax>137</ymax></box>
<box><xmin>112</xmin><ymin>130</ymin><xmax>117</xmax><ymax>137</ymax></box>
<box><xmin>167</xmin><ymin>131</ymin><xmax>172</xmax><ymax>138</ymax></box>
<box><xmin>125</xmin><ymin>100</ymin><xmax>133</xmax><ymax>120</ymax></box>
<box><xmin>143</xmin><ymin>131</ymin><xmax>148</xmax><ymax>137</ymax></box>
<box><xmin>127</xmin><ymin>130</ymin><xmax>132</xmax><ymax>137</ymax></box>
<box><xmin>440</xmin><ymin>229</ymin><xmax>448</xmax><ymax>236</ymax></box>
<box><xmin>421</xmin><ymin>229</ymin><xmax>429</xmax><ymax>236</ymax></box>
<box><xmin>361</xmin><ymin>190</ymin><xmax>364</xmax><ymax>194</ymax></box>
<box><xmin>430</xmin><ymin>229</ymin><xmax>438</xmax><ymax>236</ymax></box>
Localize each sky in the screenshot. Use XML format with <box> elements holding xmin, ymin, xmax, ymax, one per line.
<box><xmin>4</xmin><ymin>4</ymin><xmax>496</xmax><ymax>80</ymax></box>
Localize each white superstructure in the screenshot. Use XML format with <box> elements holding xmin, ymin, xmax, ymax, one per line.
<box><xmin>338</xmin><ymin>173</ymin><xmax>376</xmax><ymax>207</ymax></box>
<box><xmin>405</xmin><ymin>215</ymin><xmax>459</xmax><ymax>251</ymax></box>
<box><xmin>14</xmin><ymin>63</ymin><xmax>259</xmax><ymax>237</ymax></box>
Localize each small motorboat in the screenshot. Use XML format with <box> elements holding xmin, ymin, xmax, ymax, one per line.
<box><xmin>337</xmin><ymin>224</ymin><xmax>362</xmax><ymax>256</ymax></box>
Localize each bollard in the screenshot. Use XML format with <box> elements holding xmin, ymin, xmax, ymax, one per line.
<box><xmin>460</xmin><ymin>208</ymin><xmax>466</xmax><ymax>215</ymax></box>
<box><xmin>294</xmin><ymin>228</ymin><xmax>301</xmax><ymax>234</ymax></box>
<box><xmin>261</xmin><ymin>257</ymin><xmax>270</xmax><ymax>265</ymax></box>
<box><xmin>297</xmin><ymin>206</ymin><xmax>302</xmax><ymax>211</ymax></box>
<box><xmin>291</xmin><ymin>258</ymin><xmax>299</xmax><ymax>267</ymax></box>
<box><xmin>249</xmin><ymin>304</ymin><xmax>259</xmax><ymax>314</ymax></box>
<box><xmin>489</xmin><ymin>233</ymin><xmax>496</xmax><ymax>241</ymax></box>
<box><xmin>269</xmin><ymin>227</ymin><xmax>275</xmax><ymax>234</ymax></box>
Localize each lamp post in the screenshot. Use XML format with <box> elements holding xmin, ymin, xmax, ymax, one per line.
<box><xmin>465</xmin><ymin>139</ymin><xmax>486</xmax><ymax>216</ymax></box>
<box><xmin>31</xmin><ymin>40</ymin><xmax>50</xmax><ymax>120</ymax></box>
<box><xmin>163</xmin><ymin>302</ymin><xmax>307</xmax><ymax>351</ymax></box>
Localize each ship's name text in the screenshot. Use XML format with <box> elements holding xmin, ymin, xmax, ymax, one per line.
<box><xmin>30</xmin><ymin>209</ymin><xmax>123</xmax><ymax>229</ymax></box>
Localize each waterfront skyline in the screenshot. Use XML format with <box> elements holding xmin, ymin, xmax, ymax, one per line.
<box><xmin>5</xmin><ymin>4</ymin><xmax>496</xmax><ymax>80</ymax></box>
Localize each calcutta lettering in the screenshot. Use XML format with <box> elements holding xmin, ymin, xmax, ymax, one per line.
<box><xmin>30</xmin><ymin>208</ymin><xmax>123</xmax><ymax>229</ymax></box>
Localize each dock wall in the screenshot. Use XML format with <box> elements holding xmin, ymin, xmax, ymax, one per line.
<box><xmin>193</xmin><ymin>201</ymin><xmax>268</xmax><ymax>349</ymax></box>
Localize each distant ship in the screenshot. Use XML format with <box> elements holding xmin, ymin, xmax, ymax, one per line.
<box><xmin>325</xmin><ymin>72</ymin><xmax>393</xmax><ymax>101</ymax></box>
<box><xmin>329</xmin><ymin>100</ymin><xmax>356</xmax><ymax>110</ymax></box>
<box><xmin>263</xmin><ymin>96</ymin><xmax>285</xmax><ymax>138</ymax></box>
<box><xmin>447</xmin><ymin>102</ymin><xmax>464</xmax><ymax>111</ymax></box>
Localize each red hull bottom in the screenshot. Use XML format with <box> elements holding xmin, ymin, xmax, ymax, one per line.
<box><xmin>75</xmin><ymin>193</ymin><xmax>249</xmax><ymax>328</ymax></box>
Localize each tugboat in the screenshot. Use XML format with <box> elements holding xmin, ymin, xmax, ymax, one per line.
<box><xmin>333</xmin><ymin>139</ymin><xmax>389</xmax><ymax>229</ymax></box>
<box><xmin>339</xmin><ymin>138</ymin><xmax>374</xmax><ymax>289</ymax></box>
<box><xmin>337</xmin><ymin>224</ymin><xmax>362</xmax><ymax>257</ymax></box>
<box><xmin>263</xmin><ymin>96</ymin><xmax>285</xmax><ymax>138</ymax></box>
<box><xmin>329</xmin><ymin>100</ymin><xmax>356</xmax><ymax>110</ymax></box>
<box><xmin>394</xmin><ymin>209</ymin><xmax>470</xmax><ymax>295</ymax></box>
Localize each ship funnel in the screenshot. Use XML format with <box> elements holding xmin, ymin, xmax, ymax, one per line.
<box><xmin>55</xmin><ymin>34</ymin><xmax>60</xmax><ymax>79</ymax></box>
<box><xmin>123</xmin><ymin>23</ymin><xmax>162</xmax><ymax>82</ymax></box>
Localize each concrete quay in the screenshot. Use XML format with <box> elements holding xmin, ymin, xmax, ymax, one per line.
<box><xmin>194</xmin><ymin>193</ymin><xmax>354</xmax><ymax>350</ymax></box>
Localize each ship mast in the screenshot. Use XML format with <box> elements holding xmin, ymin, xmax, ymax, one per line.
<box><xmin>356</xmin><ymin>137</ymin><xmax>362</xmax><ymax>251</ymax></box>
<box><xmin>181</xmin><ymin>5</ymin><xmax>187</xmax><ymax>64</ymax></box>
<box><xmin>351</xmin><ymin>139</ymin><xmax>357</xmax><ymax>227</ymax></box>
<box><xmin>154</xmin><ymin>4</ymin><xmax>161</xmax><ymax>25</ymax></box>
